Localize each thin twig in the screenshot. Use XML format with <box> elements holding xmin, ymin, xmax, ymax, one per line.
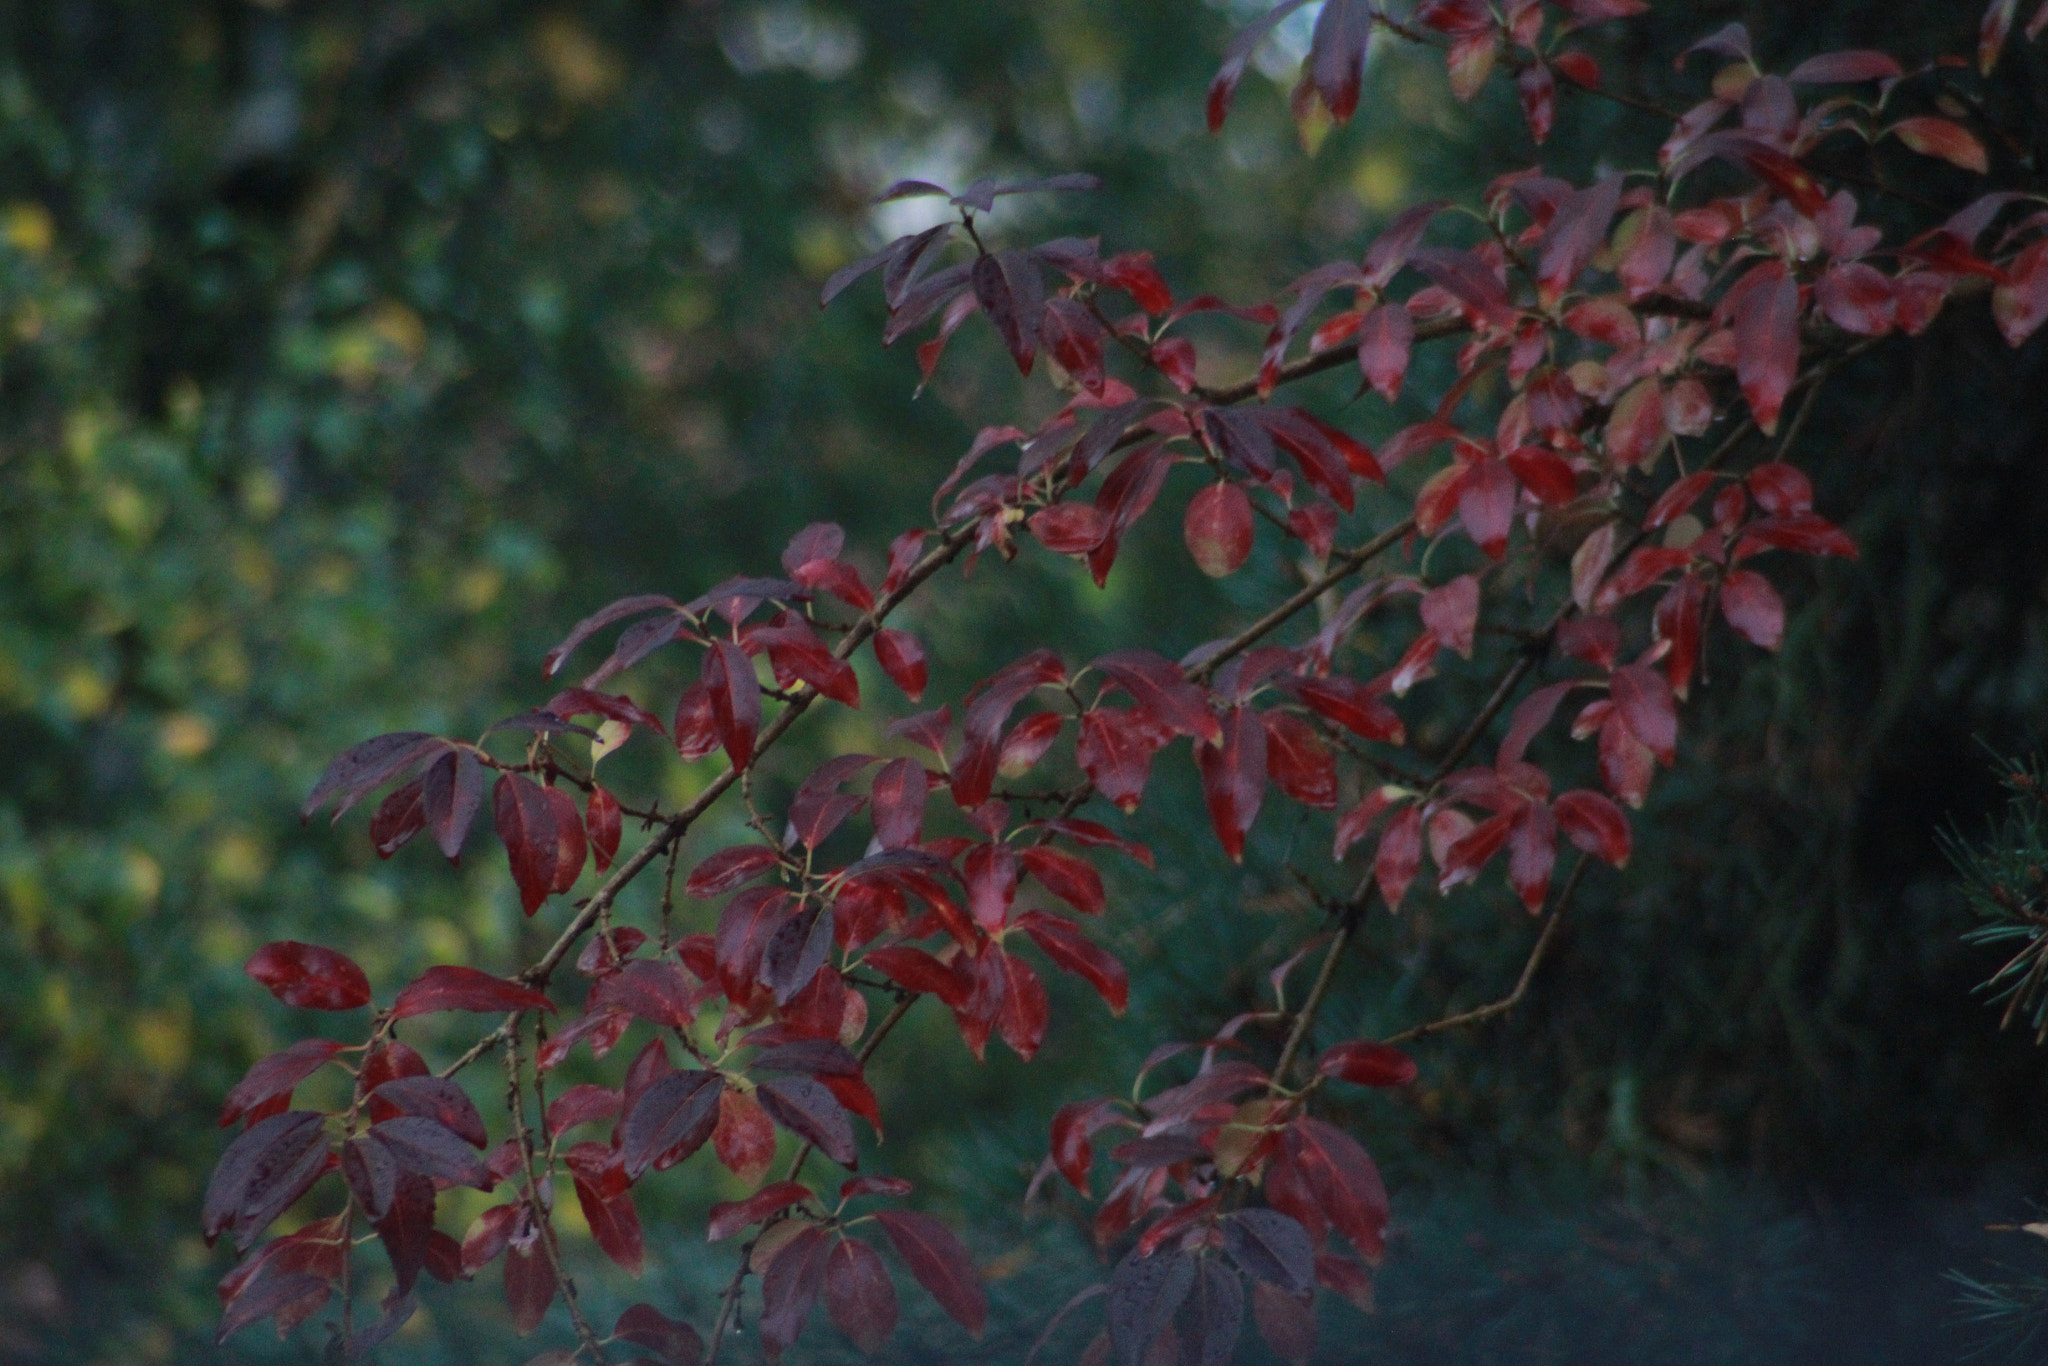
<box><xmin>502</xmin><ymin>1031</ymin><xmax>608</xmax><ymax>1361</ymax></box>
<box><xmin>1383</xmin><ymin>855</ymin><xmax>1589</xmax><ymax>1046</ymax></box>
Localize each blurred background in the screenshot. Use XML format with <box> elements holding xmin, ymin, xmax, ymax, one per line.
<box><xmin>5</xmin><ymin>1</ymin><xmax>2048</xmax><ymax>1361</ymax></box>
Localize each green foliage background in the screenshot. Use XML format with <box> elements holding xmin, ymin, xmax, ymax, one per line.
<box><xmin>4</xmin><ymin>1</ymin><xmax>2048</xmax><ymax>1361</ymax></box>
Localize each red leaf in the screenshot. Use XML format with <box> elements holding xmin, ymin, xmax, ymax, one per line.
<box><xmin>1183</xmin><ymin>482</ymin><xmax>1255</xmax><ymax>578</ymax></box>
<box><xmin>1030</xmin><ymin>502</ymin><xmax>1111</xmax><ymax>555</ymax></box>
<box><xmin>994</xmin><ymin>949</ymin><xmax>1051</xmax><ymax>1060</ymax></box>
<box><xmin>390</xmin><ymin>965</ymin><xmax>554</xmax><ymax>1020</ymax></box>
<box><xmin>1598</xmin><ymin>711</ymin><xmax>1656</xmax><ymax>808</ymax></box>
<box><xmin>1262</xmin><ymin>711</ymin><xmax>1337</xmax><ymax>810</ymax></box>
<box><xmin>1552</xmin><ymin>789</ymin><xmax>1632</xmax><ymax>866</ymax></box>
<box><xmin>1993</xmin><ymin>239</ymin><xmax>2048</xmax><ymax>346</ymax></box>
<box><xmin>1104</xmin><ymin>251</ymin><xmax>1173</xmax><ymax>313</ymax></box>
<box><xmin>1377</xmin><ymin>805</ymin><xmax>1424</xmax><ymax>911</ymax></box>
<box><xmin>1043</xmin><ymin>296</ymin><xmax>1107</xmax><ymax>393</ymax></box>
<box><xmin>1018</xmin><ymin>910</ymin><xmax>1129</xmax><ymax>1014</ymax></box>
<box><xmin>952</xmin><ymin>650</ymin><xmax>1067</xmax><ymax>809</ymax></box>
<box><xmin>1457</xmin><ymin>459</ymin><xmax>1516</xmax><ymax>559</ymax></box>
<box><xmin>1438</xmin><ymin>810</ymin><xmax>1513</xmax><ymax>893</ymax></box>
<box><xmin>369</xmin><ymin>1076</ymin><xmax>488</xmax><ymax>1148</ymax></box>
<box><xmin>708</xmin><ymin>1181</ymin><xmax>814</xmax><ymax>1242</ymax></box>
<box><xmin>1284</xmin><ymin>1118</ymin><xmax>1389</xmax><ymax>1261</ymax></box>
<box><xmin>1609</xmin><ymin>664</ymin><xmax>1678</xmax><ymax>764</ymax></box>
<box><xmin>573</xmin><ymin>1164</ymin><xmax>645</xmax><ymax>1276</ymax></box>
<box><xmin>220</xmin><ymin>1040</ymin><xmax>347</xmax><ymax>1128</ymax></box>
<box><xmin>714</xmin><ymin>1086</ymin><xmax>778</xmax><ymax>1186</ymax></box>
<box><xmin>1891</xmin><ymin>116</ymin><xmax>1990</xmax><ymax>173</ymax></box>
<box><xmin>1536</xmin><ymin>175</ymin><xmax>1623</xmax><ymax>307</ymax></box>
<box><xmin>759</xmin><ymin>1225</ymin><xmax>832</xmax><ymax>1359</ymax></box>
<box><xmin>493</xmin><ymin>774</ymin><xmax>559</xmax><ymax>915</ymax></box>
<box><xmin>1208</xmin><ymin>0</ymin><xmax>1317</xmax><ymax>131</ymax></box>
<box><xmin>542</xmin><ymin>784</ymin><xmax>586</xmax><ymax>894</ymax></box>
<box><xmin>874</xmin><ymin>1209</ymin><xmax>988</xmax><ymax>1337</ymax></box>
<box><xmin>1317</xmin><ymin>1041</ymin><xmax>1418</xmax><ymax>1088</ymax></box>
<box><xmin>1816</xmin><ymin>262</ymin><xmax>1898</xmax><ymax>336</ymax></box>
<box><xmin>1197</xmin><ymin>705</ymin><xmax>1268</xmax><ymax>862</ymax></box>
<box><xmin>1356</xmin><ymin>303</ymin><xmax>1414</xmax><ymax>403</ymax></box>
<box><xmin>615</xmin><ymin>1304</ymin><xmax>706</xmax><ymax>1366</ymax></box>
<box><xmin>1730</xmin><ymin>261</ymin><xmax>1800</xmax><ymax>434</ymax></box>
<box><xmin>302</xmin><ymin>732</ymin><xmax>447</xmax><ymax>823</ymax></box>
<box><xmin>245</xmin><ymin>941</ymin><xmax>372</xmax><ymax>1012</ymax></box>
<box><xmin>826</xmin><ymin>1238</ymin><xmax>901</xmax><ymax>1354</ymax></box>
<box><xmin>586</xmin><ymin>784</ymin><xmax>622</xmax><ymax>873</ymax></box>
<box><xmin>419</xmin><ymin>748</ymin><xmax>486</xmax><ymax>860</ymax></box>
<box><xmin>1719</xmin><ymin>569</ymin><xmax>1786</xmax><ymax>649</ymax></box>
<box><xmin>620</xmin><ymin>1070</ymin><xmax>724</xmax><ymax>1178</ymax></box>
<box><xmin>1291</xmin><ymin>676</ymin><xmax>1405</xmax><ymax>744</ymax></box>
<box><xmin>1645</xmin><ymin>471</ymin><xmax>1719</xmax><ymax>530</ymax></box>
<box><xmin>1420</xmin><ymin>574</ymin><xmax>1480</xmax><ymax>657</ymax></box>
<box><xmin>868</xmin><ymin>757</ymin><xmax>928</xmax><ymax>850</ymax></box>
<box><xmin>504</xmin><ymin>1238</ymin><xmax>555</xmax><ymax>1336</ymax></box>
<box><xmin>1504</xmin><ymin>444</ymin><xmax>1577</xmax><ymax>506</ymax></box>
<box><xmin>545</xmin><ymin>1084</ymin><xmax>620</xmax><ymax>1136</ymax></box>
<box><xmin>1507</xmin><ymin>801</ymin><xmax>1557</xmax><ymax>911</ymax></box>
<box><xmin>370</xmin><ymin>778</ymin><xmax>426</xmax><ymax>857</ymax></box>
<box><xmin>1093</xmin><ymin>650</ymin><xmax>1218</xmax><ymax>741</ymax></box>
<box><xmin>758</xmin><ymin>1076</ymin><xmax>858</xmax><ymax>1167</ymax></box>
<box><xmin>1518</xmin><ymin>59</ymin><xmax>1555</xmax><ymax>143</ymax></box>
<box><xmin>705</xmin><ymin>639</ymin><xmax>762</xmax><ymax>769</ymax></box>
<box><xmin>673</xmin><ymin>680</ymin><xmax>720</xmax><ymax>760</ymax></box>
<box><xmin>203</xmin><ymin>1110</ymin><xmax>333</xmax><ymax>1253</ymax></box>
<box><xmin>860</xmin><ymin>628</ymin><xmax>922</xmax><ymax>704</ymax></box>
<box><xmin>1021</xmin><ymin>845</ymin><xmax>1107</xmax><ymax>914</ymax></box>
<box><xmin>688</xmin><ymin>845</ymin><xmax>782</xmax><ymax>899</ymax></box>
<box><xmin>863</xmin><ymin>946</ymin><xmax>968</xmax><ymax>1008</ymax></box>
<box><xmin>1788</xmin><ymin>49</ymin><xmax>1904</xmax><ymax>83</ymax></box>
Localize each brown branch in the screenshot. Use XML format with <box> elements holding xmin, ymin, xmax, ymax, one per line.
<box><xmin>1382</xmin><ymin>854</ymin><xmax>1588</xmax><ymax>1047</ymax></box>
<box><xmin>502</xmin><ymin>1031</ymin><xmax>608</xmax><ymax>1361</ymax></box>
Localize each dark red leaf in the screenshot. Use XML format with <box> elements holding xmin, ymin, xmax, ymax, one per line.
<box><xmin>826</xmin><ymin>1238</ymin><xmax>900</xmax><ymax>1354</ymax></box>
<box><xmin>1891</xmin><ymin>116</ymin><xmax>1990</xmax><ymax>173</ymax></box>
<box><xmin>1719</xmin><ymin>568</ymin><xmax>1786</xmax><ymax>649</ymax></box>
<box><xmin>369</xmin><ymin>1077</ymin><xmax>488</xmax><ymax>1148</ymax></box>
<box><xmin>1286</xmin><ymin>1118</ymin><xmax>1389</xmax><ymax>1261</ymax></box>
<box><xmin>586</xmin><ymin>785</ymin><xmax>622</xmax><ymax>873</ymax></box>
<box><xmin>1262</xmin><ymin>711</ymin><xmax>1337</xmax><ymax>810</ymax></box>
<box><xmin>620</xmin><ymin>1070</ymin><xmax>724</xmax><ymax>1178</ymax></box>
<box><xmin>1183</xmin><ymin>482</ymin><xmax>1255</xmax><ymax>578</ymax></box>
<box><xmin>203</xmin><ymin>1110</ymin><xmax>332</xmax><ymax>1252</ymax></box>
<box><xmin>220</xmin><ymin>1040</ymin><xmax>347</xmax><ymax>1127</ymax></box>
<box><xmin>245</xmin><ymin>941</ymin><xmax>372</xmax><ymax>1012</ymax></box>
<box><xmin>708</xmin><ymin>1181</ymin><xmax>815</xmax><ymax>1242</ymax></box>
<box><xmin>1290</xmin><ymin>676</ymin><xmax>1405</xmax><ymax>744</ymax></box>
<box><xmin>864</xmin><ymin>946</ymin><xmax>968</xmax><ymax>1008</ymax></box>
<box><xmin>1552</xmin><ymin>789</ymin><xmax>1632</xmax><ymax>866</ymax></box>
<box><xmin>874</xmin><ymin>1209</ymin><xmax>988</xmax><ymax>1337</ymax></box>
<box><xmin>1377</xmin><ymin>805</ymin><xmax>1424</xmax><ymax>911</ymax></box>
<box><xmin>1317</xmin><ymin>1041</ymin><xmax>1418</xmax><ymax>1088</ymax></box>
<box><xmin>758</xmin><ymin>1076</ymin><xmax>858</xmax><ymax>1167</ymax></box>
<box><xmin>1224</xmin><ymin>1209</ymin><xmax>1315</xmax><ymax>1297</ymax></box>
<box><xmin>370</xmin><ymin>778</ymin><xmax>427</xmax><ymax>857</ymax></box>
<box><xmin>1021</xmin><ymin>845</ymin><xmax>1107</xmax><ymax>914</ymax></box>
<box><xmin>1816</xmin><ymin>262</ymin><xmax>1898</xmax><ymax>336</ymax></box>
<box><xmin>688</xmin><ymin>845</ymin><xmax>782</xmax><ymax>899</ymax></box>
<box><xmin>714</xmin><ymin>1086</ymin><xmax>778</xmax><ymax>1186</ymax></box>
<box><xmin>615</xmin><ymin>1303</ymin><xmax>706</xmax><ymax>1366</ymax></box>
<box><xmin>1208</xmin><ymin>0</ymin><xmax>1316</xmax><ymax>131</ymax></box>
<box><xmin>390</xmin><ymin>966</ymin><xmax>554</xmax><ymax>1020</ymax></box>
<box><xmin>1355</xmin><ymin>304</ymin><xmax>1413</xmax><ymax>403</ymax></box>
<box><xmin>994</xmin><ymin>949</ymin><xmax>1051</xmax><ymax>1060</ymax></box>
<box><xmin>1108</xmin><ymin>1248</ymin><xmax>1196</xmax><ymax>1366</ymax></box>
<box><xmin>542</xmin><ymin>784</ymin><xmax>586</xmax><ymax>894</ymax></box>
<box><xmin>302</xmin><ymin>732</ymin><xmax>446</xmax><ymax>823</ymax></box>
<box><xmin>1019</xmin><ymin>910</ymin><xmax>1129</xmax><ymax>1014</ymax></box>
<box><xmin>504</xmin><ymin>1236</ymin><xmax>555</xmax><ymax>1336</ymax></box>
<box><xmin>1197</xmin><ymin>705</ymin><xmax>1268</xmax><ymax>863</ymax></box>
<box><xmin>1536</xmin><ymin>174</ymin><xmax>1623</xmax><ymax>307</ymax></box>
<box><xmin>704</xmin><ymin>639</ymin><xmax>762</xmax><ymax>769</ymax></box>
<box><xmin>492</xmin><ymin>774</ymin><xmax>559</xmax><ymax>916</ymax></box>
<box><xmin>760</xmin><ymin>1225</ymin><xmax>833</xmax><ymax>1359</ymax></box>
<box><xmin>1609</xmin><ymin>664</ymin><xmax>1678</xmax><ymax>764</ymax></box>
<box><xmin>545</xmin><ymin>1084</ymin><xmax>621</xmax><ymax>1136</ymax></box>
<box><xmin>1729</xmin><ymin>261</ymin><xmax>1800</xmax><ymax>434</ymax></box>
